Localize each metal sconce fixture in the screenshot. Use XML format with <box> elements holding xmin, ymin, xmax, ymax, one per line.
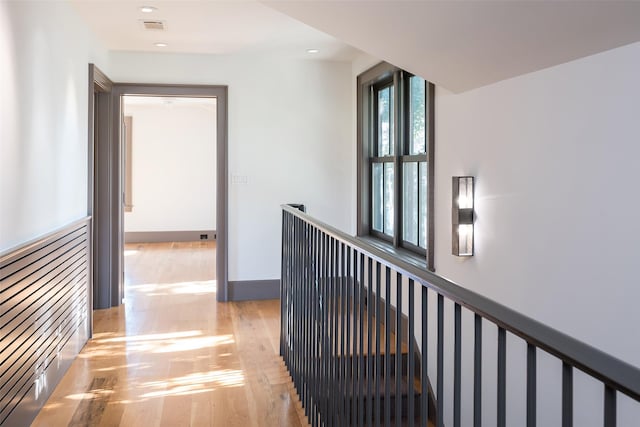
<box><xmin>452</xmin><ymin>176</ymin><xmax>474</xmax><ymax>256</ymax></box>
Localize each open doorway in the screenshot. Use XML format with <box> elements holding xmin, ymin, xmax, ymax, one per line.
<box><xmin>121</xmin><ymin>95</ymin><xmax>217</xmax><ymax>302</ymax></box>
<box><xmin>89</xmin><ymin>75</ymin><xmax>229</xmax><ymax>312</ymax></box>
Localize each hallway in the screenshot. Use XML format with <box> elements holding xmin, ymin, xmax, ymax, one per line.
<box><xmin>31</xmin><ymin>242</ymin><xmax>308</xmax><ymax>427</ymax></box>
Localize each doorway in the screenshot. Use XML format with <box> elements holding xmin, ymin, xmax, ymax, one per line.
<box><xmin>89</xmin><ymin>72</ymin><xmax>229</xmax><ymax>313</ymax></box>
<box><xmin>121</xmin><ymin>95</ymin><xmax>218</xmax><ymax>298</ymax></box>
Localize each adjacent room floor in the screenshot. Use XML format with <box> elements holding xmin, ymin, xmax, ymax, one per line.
<box><xmin>31</xmin><ymin>242</ymin><xmax>308</xmax><ymax>427</ymax></box>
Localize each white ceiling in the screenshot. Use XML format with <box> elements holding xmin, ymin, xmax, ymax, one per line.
<box><xmin>72</xmin><ymin>1</ymin><xmax>640</xmax><ymax>92</ymax></box>
<box><xmin>70</xmin><ymin>0</ymin><xmax>361</xmax><ymax>61</ymax></box>
<box><xmin>263</xmin><ymin>1</ymin><xmax>640</xmax><ymax>92</ymax></box>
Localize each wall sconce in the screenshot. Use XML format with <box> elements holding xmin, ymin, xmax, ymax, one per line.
<box><xmin>452</xmin><ymin>176</ymin><xmax>474</xmax><ymax>256</ymax></box>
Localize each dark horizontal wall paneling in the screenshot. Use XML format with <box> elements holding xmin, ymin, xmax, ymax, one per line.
<box><xmin>0</xmin><ymin>218</ymin><xmax>91</xmax><ymax>427</ymax></box>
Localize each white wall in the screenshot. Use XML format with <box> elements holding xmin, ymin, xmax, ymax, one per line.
<box><xmin>353</xmin><ymin>43</ymin><xmax>640</xmax><ymax>425</ymax></box>
<box><xmin>433</xmin><ymin>42</ymin><xmax>640</xmax><ymax>426</ymax></box>
<box><xmin>0</xmin><ymin>1</ymin><xmax>109</xmax><ymax>252</ymax></box>
<box><xmin>109</xmin><ymin>52</ymin><xmax>353</xmax><ymax>281</ymax></box>
<box><xmin>435</xmin><ymin>42</ymin><xmax>640</xmax><ymax>367</ymax></box>
<box><xmin>353</xmin><ymin>43</ymin><xmax>640</xmax><ymax>366</ymax></box>
<box><xmin>123</xmin><ymin>99</ymin><xmax>216</xmax><ymax>233</ymax></box>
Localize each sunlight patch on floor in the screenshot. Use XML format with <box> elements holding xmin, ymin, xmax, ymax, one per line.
<box><xmin>154</xmin><ymin>334</ymin><xmax>234</xmax><ymax>353</ymax></box>
<box><xmin>126</xmin><ymin>280</ymin><xmax>216</xmax><ymax>296</ymax></box>
<box><xmin>79</xmin><ymin>330</ymin><xmax>235</xmax><ymax>359</ymax></box>
<box><xmin>139</xmin><ymin>369</ymin><xmax>245</xmax><ymax>399</ymax></box>
<box><xmin>95</xmin><ymin>330</ymin><xmax>203</xmax><ymax>344</ymax></box>
<box><xmin>65</xmin><ymin>387</ymin><xmax>114</xmax><ymax>401</ymax></box>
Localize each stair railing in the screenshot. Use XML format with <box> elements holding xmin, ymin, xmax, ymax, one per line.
<box><xmin>280</xmin><ymin>205</ymin><xmax>640</xmax><ymax>427</ymax></box>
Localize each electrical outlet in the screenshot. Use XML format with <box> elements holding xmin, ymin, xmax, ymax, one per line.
<box><xmin>200</xmin><ymin>234</ymin><xmax>208</xmax><ymax>240</ymax></box>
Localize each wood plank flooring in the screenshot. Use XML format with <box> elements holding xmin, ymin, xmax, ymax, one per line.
<box><xmin>31</xmin><ymin>242</ymin><xmax>309</xmax><ymax>427</ymax></box>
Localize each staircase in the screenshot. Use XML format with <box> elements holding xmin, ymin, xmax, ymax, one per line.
<box><xmin>284</xmin><ymin>289</ymin><xmax>436</xmax><ymax>427</ymax></box>
<box><xmin>333</xmin><ymin>305</ymin><xmax>435</xmax><ymax>427</ymax></box>
<box><xmin>280</xmin><ymin>206</ymin><xmax>640</xmax><ymax>427</ymax></box>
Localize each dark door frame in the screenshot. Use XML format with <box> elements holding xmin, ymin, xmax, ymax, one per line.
<box><xmin>89</xmin><ymin>66</ymin><xmax>229</xmax><ymax>310</ymax></box>
<box><xmin>88</xmin><ymin>64</ymin><xmax>118</xmax><ymax>314</ymax></box>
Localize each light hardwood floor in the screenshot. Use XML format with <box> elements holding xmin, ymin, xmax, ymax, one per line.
<box><xmin>31</xmin><ymin>242</ymin><xmax>309</xmax><ymax>427</ymax></box>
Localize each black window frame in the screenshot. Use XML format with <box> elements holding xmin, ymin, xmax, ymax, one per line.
<box><xmin>357</xmin><ymin>62</ymin><xmax>435</xmax><ymax>271</ymax></box>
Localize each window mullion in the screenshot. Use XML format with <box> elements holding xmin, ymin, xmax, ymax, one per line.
<box><xmin>426</xmin><ymin>81</ymin><xmax>435</xmax><ymax>269</ymax></box>
<box><xmin>393</xmin><ymin>70</ymin><xmax>403</xmax><ymax>247</ymax></box>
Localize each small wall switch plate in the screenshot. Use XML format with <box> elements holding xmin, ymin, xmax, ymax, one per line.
<box><xmin>231</xmin><ymin>174</ymin><xmax>248</xmax><ymax>184</ymax></box>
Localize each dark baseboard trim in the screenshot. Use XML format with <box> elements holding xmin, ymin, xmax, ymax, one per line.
<box><xmin>228</xmin><ymin>279</ymin><xmax>280</xmax><ymax>301</ymax></box>
<box><xmin>125</xmin><ymin>230</ymin><xmax>216</xmax><ymax>243</ymax></box>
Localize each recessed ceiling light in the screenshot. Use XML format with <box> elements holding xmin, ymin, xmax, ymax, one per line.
<box><xmin>306</xmin><ymin>49</ymin><xmax>320</xmax><ymax>54</ymax></box>
<box><xmin>154</xmin><ymin>42</ymin><xmax>168</xmax><ymax>48</ymax></box>
<box><xmin>140</xmin><ymin>6</ymin><xmax>157</xmax><ymax>13</ymax></box>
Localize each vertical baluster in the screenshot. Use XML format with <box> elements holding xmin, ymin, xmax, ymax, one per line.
<box><xmin>341</xmin><ymin>243</ymin><xmax>347</xmax><ymax>427</ymax></box>
<box><xmin>317</xmin><ymin>229</ymin><xmax>327</xmax><ymax>426</ymax></box>
<box><xmin>295</xmin><ymin>218</ymin><xmax>301</xmax><ymax>394</ymax></box>
<box><xmin>298</xmin><ymin>220</ymin><xmax>307</xmax><ymax>414</ymax></box>
<box><xmin>497</xmin><ymin>327</ymin><xmax>506</xmax><ymax>427</ymax></box>
<box><xmin>562</xmin><ymin>362</ymin><xmax>572</xmax><ymax>427</ymax></box>
<box><xmin>527</xmin><ymin>344</ymin><xmax>536</xmax><ymax>427</ymax></box>
<box><xmin>281</xmin><ymin>213</ymin><xmax>287</xmax><ymax>364</ymax></box>
<box><xmin>312</xmin><ymin>227</ymin><xmax>318</xmax><ymax>426</ymax></box>
<box><xmin>288</xmin><ymin>213</ymin><xmax>293</xmax><ymax>369</ymax></box>
<box><xmin>358</xmin><ymin>253</ymin><xmax>365</xmax><ymax>427</ymax></box>
<box><xmin>437</xmin><ymin>294</ymin><xmax>444</xmax><ymax>427</ymax></box>
<box><xmin>280</xmin><ymin>212</ymin><xmax>286</xmax><ymax>358</ymax></box>
<box><xmin>454</xmin><ymin>303</ymin><xmax>461</xmax><ymax>427</ymax></box>
<box><xmin>307</xmin><ymin>224</ymin><xmax>313</xmax><ymax>417</ymax></box>
<box><xmin>421</xmin><ymin>287</ymin><xmax>428</xmax><ymax>427</ymax></box>
<box><xmin>337</xmin><ymin>240</ymin><xmax>343</xmax><ymax>427</ymax></box>
<box><xmin>474</xmin><ymin>314</ymin><xmax>482</xmax><ymax>427</ymax></box>
<box><xmin>367</xmin><ymin>257</ymin><xmax>374</xmax><ymax>427</ymax></box>
<box><xmin>329</xmin><ymin>237</ymin><xmax>337</xmax><ymax>427</ymax></box>
<box><xmin>317</xmin><ymin>233</ymin><xmax>322</xmax><ymax>426</ymax></box>
<box><xmin>385</xmin><ymin>266</ymin><xmax>392</xmax><ymax>427</ymax></box>
<box><xmin>323</xmin><ymin>233</ymin><xmax>330</xmax><ymax>427</ymax></box>
<box><xmin>396</xmin><ymin>272</ymin><xmax>403</xmax><ymax>425</ymax></box>
<box><xmin>306</xmin><ymin>225</ymin><xmax>312</xmax><ymax>423</ymax></box>
<box><xmin>408</xmin><ymin>279</ymin><xmax>415</xmax><ymax>427</ymax></box>
<box><xmin>375</xmin><ymin>262</ymin><xmax>382</xmax><ymax>427</ymax></box>
<box><xmin>346</xmin><ymin>246</ymin><xmax>352</xmax><ymax>426</ymax></box>
<box><xmin>291</xmin><ymin>217</ymin><xmax>297</xmax><ymax>390</ymax></box>
<box><xmin>298</xmin><ymin>218</ymin><xmax>303</xmax><ymax>396</ymax></box>
<box><xmin>352</xmin><ymin>251</ymin><xmax>359</xmax><ymax>426</ymax></box>
<box><xmin>317</xmin><ymin>230</ymin><xmax>324</xmax><ymax>426</ymax></box>
<box><xmin>303</xmin><ymin>223</ymin><xmax>309</xmax><ymax>414</ymax></box>
<box><xmin>333</xmin><ymin>239</ymin><xmax>341</xmax><ymax>426</ymax></box>
<box><xmin>604</xmin><ymin>385</ymin><xmax>616</xmax><ymax>427</ymax></box>
<box><xmin>298</xmin><ymin>218</ymin><xmax>303</xmax><ymax>395</ymax></box>
<box><xmin>288</xmin><ymin>214</ymin><xmax>293</xmax><ymax>370</ymax></box>
<box><xmin>310</xmin><ymin>226</ymin><xmax>316</xmax><ymax>423</ymax></box>
<box><xmin>288</xmin><ymin>216</ymin><xmax>293</xmax><ymax>382</ymax></box>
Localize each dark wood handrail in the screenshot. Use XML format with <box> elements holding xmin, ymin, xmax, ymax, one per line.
<box><xmin>281</xmin><ymin>204</ymin><xmax>640</xmax><ymax>401</ymax></box>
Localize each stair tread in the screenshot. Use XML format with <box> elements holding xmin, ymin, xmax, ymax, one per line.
<box><xmin>330</xmin><ymin>306</ymin><xmax>409</xmax><ymax>356</ymax></box>
<box><xmin>342</xmin><ymin>375</ymin><xmax>421</xmax><ymax>398</ymax></box>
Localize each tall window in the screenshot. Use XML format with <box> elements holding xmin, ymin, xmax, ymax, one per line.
<box><xmin>357</xmin><ymin>63</ymin><xmax>435</xmax><ymax>270</ymax></box>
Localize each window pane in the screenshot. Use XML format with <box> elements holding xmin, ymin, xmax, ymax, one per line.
<box><xmin>402</xmin><ymin>162</ymin><xmax>418</xmax><ymax>245</ymax></box>
<box><xmin>419</xmin><ymin>162</ymin><xmax>427</xmax><ymax>248</ymax></box>
<box><xmin>389</xmin><ymin>86</ymin><xmax>394</xmax><ymax>155</ymax></box>
<box><xmin>372</xmin><ymin>163</ymin><xmax>383</xmax><ymax>232</ymax></box>
<box><xmin>377</xmin><ymin>87</ymin><xmax>390</xmax><ymax>156</ymax></box>
<box><xmin>384</xmin><ymin>162</ymin><xmax>394</xmax><ymax>236</ymax></box>
<box><xmin>377</xmin><ymin>86</ymin><xmax>394</xmax><ymax>156</ymax></box>
<box><xmin>409</xmin><ymin>76</ymin><xmax>426</xmax><ymax>155</ymax></box>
